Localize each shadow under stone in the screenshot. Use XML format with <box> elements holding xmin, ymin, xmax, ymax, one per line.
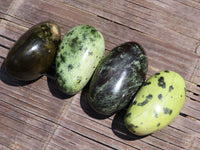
<box><xmin>80</xmin><ymin>90</ymin><xmax>111</xmax><ymax>120</ymax></box>
<box><xmin>112</xmin><ymin>109</ymin><xmax>148</xmax><ymax>141</ymax></box>
<box><xmin>0</xmin><ymin>61</ymin><xmax>39</xmax><ymax>86</ymax></box>
<box><xmin>46</xmin><ymin>66</ymin><xmax>73</xmax><ymax>100</ymax></box>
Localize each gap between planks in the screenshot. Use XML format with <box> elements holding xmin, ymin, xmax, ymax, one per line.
<box><xmin>41</xmin><ymin>98</ymin><xmax>73</xmax><ymax>150</ymax></box>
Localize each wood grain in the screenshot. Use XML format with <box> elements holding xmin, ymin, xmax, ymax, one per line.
<box><xmin>0</xmin><ymin>0</ymin><xmax>200</xmax><ymax>149</ymax></box>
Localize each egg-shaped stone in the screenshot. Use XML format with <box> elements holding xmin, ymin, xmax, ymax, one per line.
<box><xmin>88</xmin><ymin>42</ymin><xmax>148</xmax><ymax>115</ymax></box>
<box><xmin>124</xmin><ymin>70</ymin><xmax>186</xmax><ymax>136</ymax></box>
<box><xmin>5</xmin><ymin>21</ymin><xmax>60</xmax><ymax>81</ymax></box>
<box><xmin>55</xmin><ymin>25</ymin><xmax>105</xmax><ymax>95</ymax></box>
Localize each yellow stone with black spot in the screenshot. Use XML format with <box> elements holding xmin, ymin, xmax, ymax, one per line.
<box><xmin>124</xmin><ymin>70</ymin><xmax>186</xmax><ymax>136</ymax></box>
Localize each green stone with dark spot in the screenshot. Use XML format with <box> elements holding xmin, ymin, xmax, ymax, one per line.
<box><xmin>88</xmin><ymin>42</ymin><xmax>148</xmax><ymax>115</ymax></box>
<box><xmin>55</xmin><ymin>25</ymin><xmax>105</xmax><ymax>95</ymax></box>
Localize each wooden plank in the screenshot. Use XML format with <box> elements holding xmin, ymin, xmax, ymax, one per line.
<box><xmin>2</xmin><ymin>0</ymin><xmax>198</xmax><ymax>81</ymax></box>
<box><xmin>65</xmin><ymin>111</ymin><xmax>183</xmax><ymax>150</ymax></box>
<box><xmin>190</xmin><ymin>59</ymin><xmax>200</xmax><ymax>85</ymax></box>
<box><xmin>182</xmin><ymin>99</ymin><xmax>200</xmax><ymax>119</ymax></box>
<box><xmin>45</xmin><ymin>143</ymin><xmax>65</xmax><ymax>150</ymax></box>
<box><xmin>0</xmin><ymin>20</ymin><xmax>26</xmax><ymax>42</ymax></box>
<box><xmin>0</xmin><ymin>122</ymin><xmax>43</xmax><ymax>150</ymax></box>
<box><xmin>190</xmin><ymin>137</ymin><xmax>200</xmax><ymax>150</ymax></box>
<box><xmin>48</xmin><ymin>126</ymin><xmax>115</xmax><ymax>150</ymax></box>
<box><xmin>59</xmin><ymin>0</ymin><xmax>200</xmax><ymax>52</ymax></box>
<box><xmin>0</xmin><ymin>0</ymin><xmax>14</xmax><ymax>19</ymax></box>
<box><xmin>66</xmin><ymin>92</ymin><xmax>198</xmax><ymax>150</ymax></box>
<box><xmin>171</xmin><ymin>115</ymin><xmax>200</xmax><ymax>138</ymax></box>
<box><xmin>0</xmin><ymin>144</ymin><xmax>10</xmax><ymax>150</ymax></box>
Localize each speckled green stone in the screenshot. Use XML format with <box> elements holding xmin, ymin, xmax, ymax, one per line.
<box><xmin>124</xmin><ymin>70</ymin><xmax>186</xmax><ymax>136</ymax></box>
<box><xmin>55</xmin><ymin>25</ymin><xmax>105</xmax><ymax>95</ymax></box>
<box><xmin>88</xmin><ymin>42</ymin><xmax>148</xmax><ymax>115</ymax></box>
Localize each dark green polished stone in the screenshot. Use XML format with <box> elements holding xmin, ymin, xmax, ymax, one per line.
<box><xmin>5</xmin><ymin>21</ymin><xmax>60</xmax><ymax>81</ymax></box>
<box><xmin>88</xmin><ymin>42</ymin><xmax>148</xmax><ymax>115</ymax></box>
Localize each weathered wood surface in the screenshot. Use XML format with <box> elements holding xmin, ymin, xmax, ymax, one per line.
<box><xmin>0</xmin><ymin>0</ymin><xmax>200</xmax><ymax>149</ymax></box>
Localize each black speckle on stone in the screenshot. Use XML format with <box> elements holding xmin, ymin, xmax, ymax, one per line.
<box><xmin>155</xmin><ymin>72</ymin><xmax>160</xmax><ymax>76</ymax></box>
<box><xmin>164</xmin><ymin>70</ymin><xmax>170</xmax><ymax>73</ymax></box>
<box><xmin>57</xmin><ymin>75</ymin><xmax>67</xmax><ymax>89</ymax></box>
<box><xmin>77</xmin><ymin>40</ymin><xmax>82</xmax><ymax>45</ymax></box>
<box><xmin>79</xmin><ymin>45</ymin><xmax>83</xmax><ymax>51</ymax></box>
<box><xmin>126</xmin><ymin>124</ymin><xmax>136</xmax><ymax>133</ymax></box>
<box><xmin>56</xmin><ymin>75</ymin><xmax>61</xmax><ymax>83</ymax></box>
<box><xmin>169</xmin><ymin>85</ymin><xmax>174</xmax><ymax>92</ymax></box>
<box><xmin>60</xmin><ymin>55</ymin><xmax>65</xmax><ymax>62</ymax></box>
<box><xmin>90</xmin><ymin>37</ymin><xmax>95</xmax><ymax>42</ymax></box>
<box><xmin>144</xmin><ymin>81</ymin><xmax>151</xmax><ymax>86</ymax></box>
<box><xmin>82</xmin><ymin>34</ymin><xmax>86</xmax><ymax>40</ymax></box>
<box><xmin>97</xmin><ymin>32</ymin><xmax>101</xmax><ymax>38</ymax></box>
<box><xmin>91</xmin><ymin>29</ymin><xmax>97</xmax><ymax>35</ymax></box>
<box><xmin>56</xmin><ymin>62</ymin><xmax>60</xmax><ymax>68</ymax></box>
<box><xmin>125</xmin><ymin>113</ymin><xmax>132</xmax><ymax>118</ymax></box>
<box><xmin>163</xmin><ymin>107</ymin><xmax>173</xmax><ymax>115</ymax></box>
<box><xmin>72</xmin><ymin>37</ymin><xmax>78</xmax><ymax>44</ymax></box>
<box><xmin>76</xmin><ymin>76</ymin><xmax>82</xmax><ymax>84</ymax></box>
<box><xmin>158</xmin><ymin>94</ymin><xmax>162</xmax><ymax>100</ymax></box>
<box><xmin>126</xmin><ymin>124</ymin><xmax>133</xmax><ymax>129</ymax></box>
<box><xmin>132</xmin><ymin>100</ymin><xmax>137</xmax><ymax>105</ymax></box>
<box><xmin>147</xmin><ymin>94</ymin><xmax>153</xmax><ymax>99</ymax></box>
<box><xmin>134</xmin><ymin>125</ymin><xmax>138</xmax><ymax>128</ymax></box>
<box><xmin>88</xmin><ymin>51</ymin><xmax>93</xmax><ymax>56</ymax></box>
<box><xmin>77</xmin><ymin>79</ymin><xmax>81</xmax><ymax>84</ymax></box>
<box><xmin>68</xmin><ymin>64</ymin><xmax>73</xmax><ymax>71</ymax></box>
<box><xmin>137</xmin><ymin>94</ymin><xmax>153</xmax><ymax>106</ymax></box>
<box><xmin>154</xmin><ymin>110</ymin><xmax>158</xmax><ymax>118</ymax></box>
<box><xmin>158</xmin><ymin>76</ymin><xmax>166</xmax><ymax>88</ymax></box>
<box><xmin>85</xmin><ymin>25</ymin><xmax>91</xmax><ymax>29</ymax></box>
<box><xmin>93</xmin><ymin>34</ymin><xmax>97</xmax><ymax>39</ymax></box>
<box><xmin>70</xmin><ymin>42</ymin><xmax>76</xmax><ymax>49</ymax></box>
<box><xmin>127</xmin><ymin>124</ymin><xmax>138</xmax><ymax>129</ymax></box>
<box><xmin>137</xmin><ymin>100</ymin><xmax>148</xmax><ymax>106</ymax></box>
<box><xmin>67</xmin><ymin>30</ymin><xmax>74</xmax><ymax>36</ymax></box>
<box><xmin>157</xmin><ymin>123</ymin><xmax>161</xmax><ymax>127</ymax></box>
